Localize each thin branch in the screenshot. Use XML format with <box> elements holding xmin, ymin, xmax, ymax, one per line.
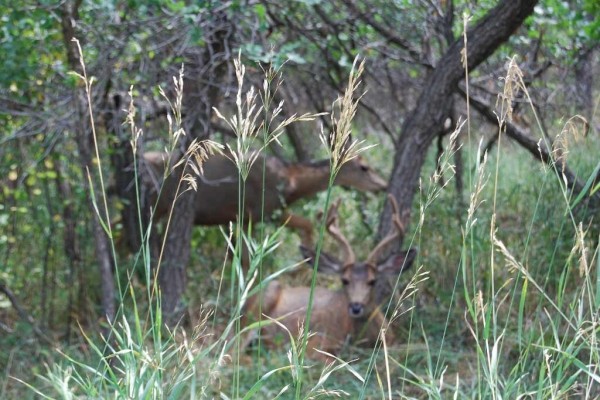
<box><xmin>0</xmin><ymin>281</ymin><xmax>54</xmax><ymax>345</ymax></box>
<box><xmin>342</xmin><ymin>0</ymin><xmax>433</xmax><ymax>69</ymax></box>
<box><xmin>463</xmin><ymin>88</ymin><xmax>600</xmax><ymax>210</ymax></box>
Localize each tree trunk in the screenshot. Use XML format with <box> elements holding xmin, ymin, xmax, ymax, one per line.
<box><xmin>157</xmin><ymin>187</ymin><xmax>196</xmax><ymax>321</ymax></box>
<box><xmin>157</xmin><ymin>13</ymin><xmax>232</xmax><ymax>322</ymax></box>
<box><xmin>106</xmin><ymin>93</ymin><xmax>145</xmax><ymax>255</ymax></box>
<box><xmin>55</xmin><ymin>162</ymin><xmax>82</xmax><ymax>341</ymax></box>
<box><xmin>59</xmin><ymin>1</ymin><xmax>116</xmax><ymax>323</ymax></box>
<box><xmin>574</xmin><ymin>47</ymin><xmax>595</xmax><ymax>121</ymax></box>
<box><xmin>379</xmin><ymin>0</ymin><xmax>539</xmax><ymax>239</ymax></box>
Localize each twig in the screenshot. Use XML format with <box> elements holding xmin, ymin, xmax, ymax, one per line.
<box><xmin>0</xmin><ymin>281</ymin><xmax>54</xmax><ymax>346</ymax></box>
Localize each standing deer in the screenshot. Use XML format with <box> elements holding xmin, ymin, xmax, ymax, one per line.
<box><xmin>244</xmin><ymin>196</ymin><xmax>417</xmax><ymax>358</ymax></box>
<box><xmin>143</xmin><ymin>151</ymin><xmax>387</xmax><ymax>244</ymax></box>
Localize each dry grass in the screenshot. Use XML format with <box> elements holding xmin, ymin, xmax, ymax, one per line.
<box><xmin>2</xmin><ymin>46</ymin><xmax>599</xmax><ymax>400</ymax></box>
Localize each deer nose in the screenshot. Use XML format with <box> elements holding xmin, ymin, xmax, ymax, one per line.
<box><xmin>349</xmin><ymin>303</ymin><xmax>364</xmax><ymax>317</ymax></box>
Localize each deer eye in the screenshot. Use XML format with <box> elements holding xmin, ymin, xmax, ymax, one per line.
<box><xmin>367</xmin><ymin>279</ymin><xmax>376</xmax><ymax>287</ymax></box>
<box><xmin>360</xmin><ymin>164</ymin><xmax>369</xmax><ymax>172</ymax></box>
<box><xmin>341</xmin><ymin>278</ymin><xmax>350</xmax><ymax>286</ymax></box>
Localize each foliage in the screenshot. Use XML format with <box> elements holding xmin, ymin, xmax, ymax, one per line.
<box><xmin>527</xmin><ymin>0</ymin><xmax>598</xmax><ymax>64</ymax></box>
<box><xmin>1</xmin><ymin>0</ymin><xmax>599</xmax><ymax>398</ymax></box>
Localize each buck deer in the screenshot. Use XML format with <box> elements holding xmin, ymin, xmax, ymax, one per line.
<box><xmin>143</xmin><ymin>151</ymin><xmax>387</xmax><ymax>244</ymax></box>
<box><xmin>244</xmin><ymin>196</ymin><xmax>417</xmax><ymax>359</ymax></box>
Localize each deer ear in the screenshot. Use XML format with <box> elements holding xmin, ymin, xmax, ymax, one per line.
<box><xmin>299</xmin><ymin>245</ymin><xmax>343</xmax><ymax>274</ymax></box>
<box><xmin>377</xmin><ymin>248</ymin><xmax>418</xmax><ymax>275</ymax></box>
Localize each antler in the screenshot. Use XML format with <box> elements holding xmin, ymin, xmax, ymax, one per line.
<box><xmin>322</xmin><ymin>199</ymin><xmax>356</xmax><ymax>267</ymax></box>
<box><xmin>365</xmin><ymin>194</ymin><xmax>405</xmax><ymax>266</ymax></box>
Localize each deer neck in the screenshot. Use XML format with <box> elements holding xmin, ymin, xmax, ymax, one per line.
<box><xmin>284</xmin><ymin>160</ymin><xmax>332</xmax><ymax>204</ymax></box>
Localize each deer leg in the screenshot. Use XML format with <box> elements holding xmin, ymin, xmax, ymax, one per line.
<box><xmin>282</xmin><ymin>212</ymin><xmax>314</xmax><ymax>247</ymax></box>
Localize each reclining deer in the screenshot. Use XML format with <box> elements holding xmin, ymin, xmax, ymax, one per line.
<box><xmin>244</xmin><ymin>196</ymin><xmax>417</xmax><ymax>359</ymax></box>
<box><xmin>143</xmin><ymin>151</ymin><xmax>387</xmax><ymax>244</ymax></box>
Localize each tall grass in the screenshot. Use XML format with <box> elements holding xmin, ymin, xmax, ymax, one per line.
<box><xmin>16</xmin><ymin>46</ymin><xmax>224</xmax><ymax>400</ymax></box>
<box><xmin>8</xmin><ymin>39</ymin><xmax>599</xmax><ymax>400</ymax></box>
<box><xmin>390</xmin><ymin>56</ymin><xmax>600</xmax><ymax>399</ymax></box>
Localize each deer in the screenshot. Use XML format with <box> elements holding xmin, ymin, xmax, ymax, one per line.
<box><xmin>243</xmin><ymin>195</ymin><xmax>417</xmax><ymax>359</ymax></box>
<box><xmin>142</xmin><ymin>151</ymin><xmax>388</xmax><ymax>245</ymax></box>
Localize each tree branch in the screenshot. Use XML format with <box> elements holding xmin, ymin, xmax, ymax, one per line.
<box><xmin>0</xmin><ymin>281</ymin><xmax>54</xmax><ymax>345</ymax></box>
<box><xmin>381</xmin><ymin>0</ymin><xmax>539</xmax><ymax>239</ymax></box>
<box><xmin>464</xmin><ymin>88</ymin><xmax>600</xmax><ymax>210</ymax></box>
<box><xmin>342</xmin><ymin>0</ymin><xmax>431</xmax><ymax>68</ymax></box>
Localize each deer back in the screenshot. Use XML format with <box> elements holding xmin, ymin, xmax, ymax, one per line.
<box><xmin>190</xmin><ymin>155</ymin><xmax>285</xmax><ymax>224</ymax></box>
<box><xmin>143</xmin><ymin>152</ymin><xmax>287</xmax><ymax>224</ymax></box>
<box><xmin>245</xmin><ymin>281</ymin><xmax>354</xmax><ymax>353</ymax></box>
<box><xmin>142</xmin><ymin>151</ymin><xmax>387</xmax><ymax>228</ymax></box>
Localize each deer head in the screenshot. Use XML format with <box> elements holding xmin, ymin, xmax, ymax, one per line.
<box><xmin>300</xmin><ymin>195</ymin><xmax>416</xmax><ymax>319</ymax></box>
<box><xmin>334</xmin><ymin>156</ymin><xmax>388</xmax><ymax>193</ymax></box>
<box><xmin>244</xmin><ymin>195</ymin><xmax>417</xmax><ymax>358</ymax></box>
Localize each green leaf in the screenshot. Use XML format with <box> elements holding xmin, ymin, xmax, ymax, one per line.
<box><xmin>569</xmin><ymin>158</ymin><xmax>600</xmax><ymax>210</ymax></box>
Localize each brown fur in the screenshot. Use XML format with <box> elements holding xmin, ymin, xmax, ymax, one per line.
<box><xmin>142</xmin><ymin>152</ymin><xmax>387</xmax><ymax>244</ymax></box>
<box><xmin>244</xmin><ymin>247</ymin><xmax>417</xmax><ymax>359</ymax></box>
